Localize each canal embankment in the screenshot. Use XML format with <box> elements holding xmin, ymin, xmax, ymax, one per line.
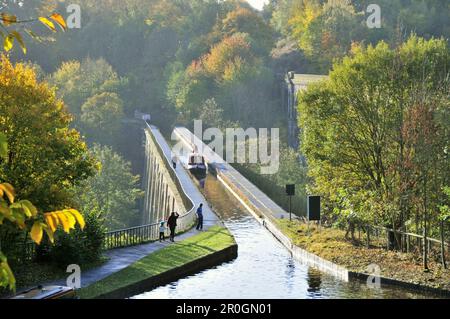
<box><xmin>172</xmin><ymin>127</ymin><xmax>450</xmax><ymax>297</ymax></box>
<box><xmin>79</xmin><ymin>226</ymin><xmax>237</xmax><ymax>299</ymax></box>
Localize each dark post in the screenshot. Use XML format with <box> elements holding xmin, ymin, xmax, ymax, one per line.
<box><xmin>366</xmin><ymin>225</ymin><xmax>370</xmax><ymax>248</ymax></box>
<box><xmin>289</xmin><ymin>195</ymin><xmax>292</xmax><ymax>221</ymax></box>
<box><xmin>286</xmin><ymin>184</ymin><xmax>295</xmax><ymax>222</ymax></box>
<box><xmin>441</xmin><ymin>219</ymin><xmax>447</xmax><ymax>269</ymax></box>
<box><xmin>423</xmin><ymin>226</ymin><xmax>428</xmax><ymax>271</ymax></box>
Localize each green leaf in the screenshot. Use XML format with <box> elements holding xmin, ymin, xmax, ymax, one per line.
<box><xmin>0</xmin><ymin>133</ymin><xmax>7</xmax><ymax>159</ymax></box>
<box><xmin>10</xmin><ymin>208</ymin><xmax>25</xmax><ymax>229</ymax></box>
<box><xmin>0</xmin><ymin>252</ymin><xmax>16</xmax><ymax>290</ymax></box>
<box><xmin>17</xmin><ymin>200</ymin><xmax>37</xmax><ymax>217</ymax></box>
<box><xmin>0</xmin><ymin>202</ymin><xmax>11</xmax><ymax>218</ymax></box>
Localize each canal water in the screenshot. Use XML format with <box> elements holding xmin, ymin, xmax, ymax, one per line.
<box><xmin>133</xmin><ymin>175</ymin><xmax>439</xmax><ymax>299</ymax></box>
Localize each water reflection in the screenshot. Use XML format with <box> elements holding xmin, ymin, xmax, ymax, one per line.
<box><xmin>132</xmin><ymin>175</ymin><xmax>441</xmax><ymax>299</ymax></box>
<box><xmin>307</xmin><ymin>268</ymin><xmax>322</xmax><ymax>298</ymax></box>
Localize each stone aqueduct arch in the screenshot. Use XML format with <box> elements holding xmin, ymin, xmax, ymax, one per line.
<box><xmin>141</xmin><ymin>129</ymin><xmax>187</xmax><ymax>225</ymax></box>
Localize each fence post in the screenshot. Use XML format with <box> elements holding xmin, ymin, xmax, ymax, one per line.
<box><xmin>386</xmin><ymin>230</ymin><xmax>390</xmax><ymax>250</ymax></box>
<box><xmin>406</xmin><ymin>234</ymin><xmax>410</xmax><ymax>253</ymax></box>
<box><xmin>441</xmin><ymin>220</ymin><xmax>447</xmax><ymax>269</ymax></box>
<box><xmin>366</xmin><ymin>225</ymin><xmax>370</xmax><ymax>248</ymax></box>
<box><xmin>423</xmin><ymin>226</ymin><xmax>428</xmax><ymax>271</ymax></box>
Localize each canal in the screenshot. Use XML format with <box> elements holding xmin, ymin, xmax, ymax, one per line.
<box><xmin>133</xmin><ymin>175</ymin><xmax>438</xmax><ymax>299</ymax></box>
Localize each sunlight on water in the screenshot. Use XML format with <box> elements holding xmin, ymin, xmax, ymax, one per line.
<box><xmin>132</xmin><ymin>175</ymin><xmax>440</xmax><ymax>299</ymax></box>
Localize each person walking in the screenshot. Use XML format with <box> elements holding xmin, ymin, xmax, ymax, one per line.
<box><xmin>196</xmin><ymin>203</ymin><xmax>204</xmax><ymax>231</ymax></box>
<box><xmin>171</xmin><ymin>153</ymin><xmax>178</xmax><ymax>169</ymax></box>
<box><xmin>159</xmin><ymin>220</ymin><xmax>166</xmax><ymax>242</ymax></box>
<box><xmin>167</xmin><ymin>211</ymin><xmax>180</xmax><ymax>242</ymax></box>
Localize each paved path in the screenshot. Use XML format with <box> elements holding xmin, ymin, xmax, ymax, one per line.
<box><xmin>45</xmin><ymin>126</ymin><xmax>219</xmax><ymax>289</ymax></box>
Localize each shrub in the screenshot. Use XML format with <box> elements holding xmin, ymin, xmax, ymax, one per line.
<box><xmin>47</xmin><ymin>212</ymin><xmax>105</xmax><ymax>267</ymax></box>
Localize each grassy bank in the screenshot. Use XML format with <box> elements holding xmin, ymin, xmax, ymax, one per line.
<box><xmin>79</xmin><ymin>226</ymin><xmax>236</xmax><ymax>299</ymax></box>
<box><xmin>277</xmin><ymin>220</ymin><xmax>450</xmax><ymax>292</ymax></box>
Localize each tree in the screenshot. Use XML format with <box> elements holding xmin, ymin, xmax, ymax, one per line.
<box><xmin>298</xmin><ymin>37</ymin><xmax>449</xmax><ymax>252</ymax></box>
<box><xmin>1</xmin><ymin>132</ymin><xmax>86</xmax><ymax>290</ymax></box>
<box><xmin>290</xmin><ymin>0</ymin><xmax>364</xmax><ymax>72</ymax></box>
<box><xmin>50</xmin><ymin>58</ymin><xmax>128</xmax><ymax>147</ymax></box>
<box><xmin>73</xmin><ymin>145</ymin><xmax>144</xmax><ymax>230</ymax></box>
<box><xmin>170</xmin><ymin>32</ymin><xmax>279</xmax><ymax>127</ymax></box>
<box><xmin>50</xmin><ymin>58</ymin><xmax>128</xmax><ymax>119</ymax></box>
<box><xmin>199</xmin><ymin>98</ymin><xmax>225</xmax><ymax>128</ymax></box>
<box><xmin>221</xmin><ymin>6</ymin><xmax>274</xmax><ymax>56</ymax></box>
<box><xmin>81</xmin><ymin>92</ymin><xmax>124</xmax><ymax>146</ymax></box>
<box><xmin>0</xmin><ymin>55</ymin><xmax>97</xmax><ymax>211</ymax></box>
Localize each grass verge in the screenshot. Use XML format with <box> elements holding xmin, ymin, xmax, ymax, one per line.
<box><xmin>79</xmin><ymin>226</ymin><xmax>236</xmax><ymax>299</ymax></box>
<box><xmin>277</xmin><ymin>219</ymin><xmax>450</xmax><ymax>292</ymax></box>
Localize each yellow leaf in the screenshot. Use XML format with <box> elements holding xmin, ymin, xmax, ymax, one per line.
<box><xmin>44</xmin><ymin>227</ymin><xmax>55</xmax><ymax>244</ymax></box>
<box><xmin>10</xmin><ymin>31</ymin><xmax>26</xmax><ymax>54</ymax></box>
<box><xmin>30</xmin><ymin>222</ymin><xmax>43</xmax><ymax>245</ymax></box>
<box><xmin>0</xmin><ymin>183</ymin><xmax>15</xmax><ymax>203</ymax></box>
<box><xmin>56</xmin><ymin>212</ymin><xmax>71</xmax><ymax>233</ymax></box>
<box><xmin>64</xmin><ymin>211</ymin><xmax>76</xmax><ymax>230</ymax></box>
<box><xmin>3</xmin><ymin>35</ymin><xmax>13</xmax><ymax>52</ymax></box>
<box><xmin>68</xmin><ymin>209</ymin><xmax>85</xmax><ymax>230</ymax></box>
<box><xmin>0</xmin><ymin>132</ymin><xmax>7</xmax><ymax>159</ymax></box>
<box><xmin>25</xmin><ymin>29</ymin><xmax>43</xmax><ymax>43</ymax></box>
<box><xmin>50</xmin><ymin>13</ymin><xmax>67</xmax><ymax>31</ymax></box>
<box><xmin>44</xmin><ymin>213</ymin><xmax>57</xmax><ymax>233</ymax></box>
<box><xmin>38</xmin><ymin>17</ymin><xmax>56</xmax><ymax>32</ymax></box>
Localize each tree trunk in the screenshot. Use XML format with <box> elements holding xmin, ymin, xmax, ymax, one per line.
<box><xmin>423</xmin><ymin>177</ymin><xmax>429</xmax><ymax>271</ymax></box>
<box><xmin>441</xmin><ymin>220</ymin><xmax>447</xmax><ymax>269</ymax></box>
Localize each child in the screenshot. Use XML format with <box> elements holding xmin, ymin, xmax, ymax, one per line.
<box><xmin>159</xmin><ymin>220</ymin><xmax>166</xmax><ymax>242</ymax></box>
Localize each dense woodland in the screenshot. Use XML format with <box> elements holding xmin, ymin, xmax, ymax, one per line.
<box><xmin>0</xmin><ymin>0</ymin><xmax>449</xmax><ymax>289</ymax></box>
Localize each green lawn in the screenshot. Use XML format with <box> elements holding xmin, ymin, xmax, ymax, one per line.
<box><xmin>79</xmin><ymin>226</ymin><xmax>235</xmax><ymax>299</ymax></box>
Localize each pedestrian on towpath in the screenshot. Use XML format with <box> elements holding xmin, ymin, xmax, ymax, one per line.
<box><xmin>159</xmin><ymin>220</ymin><xmax>166</xmax><ymax>242</ymax></box>
<box><xmin>171</xmin><ymin>154</ymin><xmax>178</xmax><ymax>169</ymax></box>
<box><xmin>196</xmin><ymin>203</ymin><xmax>204</xmax><ymax>231</ymax></box>
<box><xmin>167</xmin><ymin>212</ymin><xmax>180</xmax><ymax>242</ymax></box>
